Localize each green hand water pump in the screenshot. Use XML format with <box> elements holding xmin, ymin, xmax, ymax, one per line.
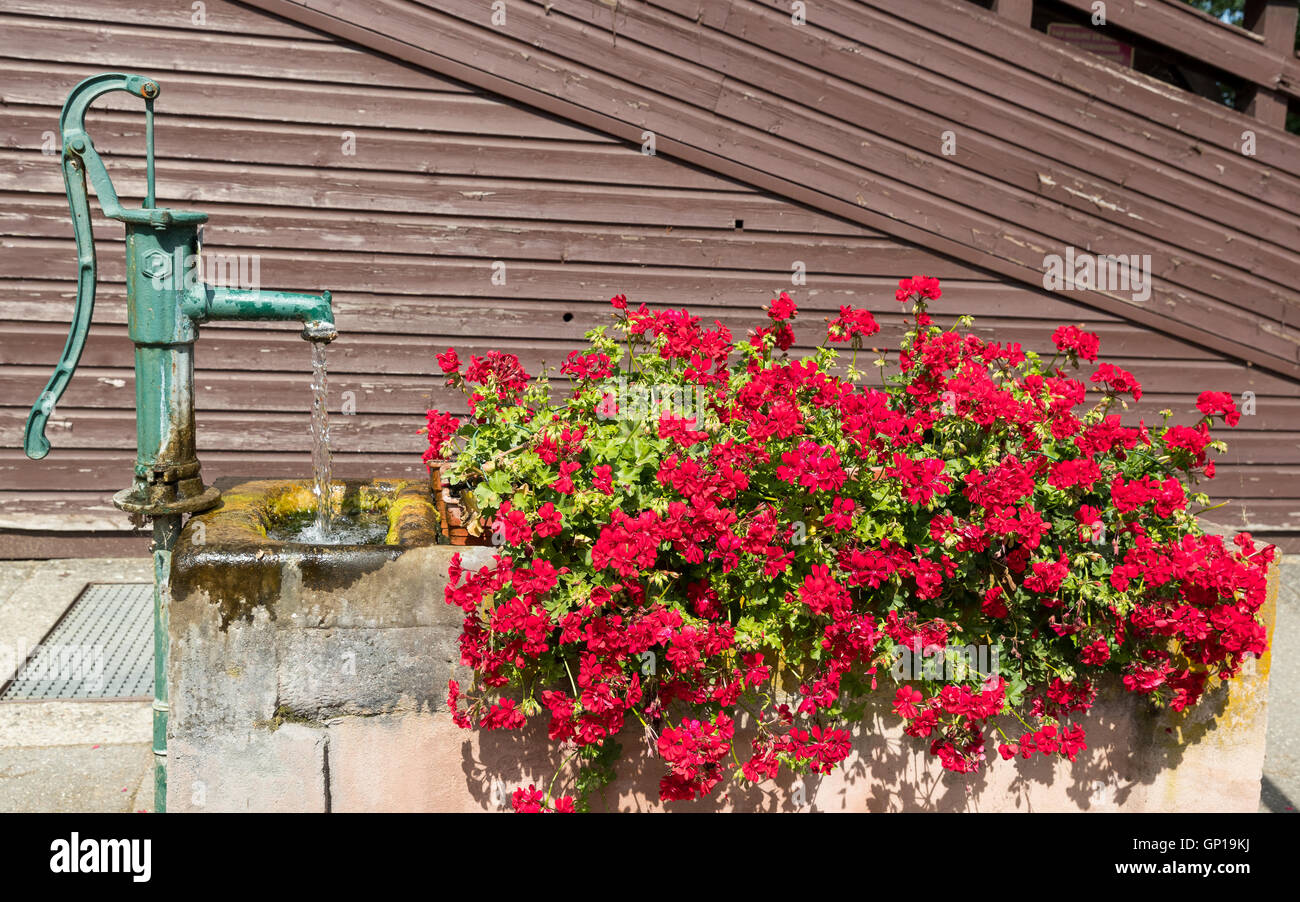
<box><xmin>25</xmin><ymin>72</ymin><xmax>336</xmax><ymax>507</ymax></box>
<box><xmin>23</xmin><ymin>73</ymin><xmax>337</xmax><ymax>811</ymax></box>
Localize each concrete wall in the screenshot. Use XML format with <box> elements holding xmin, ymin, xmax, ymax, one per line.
<box><xmin>167</xmin><ymin>546</ymin><xmax>1278</xmax><ymax>813</ymax></box>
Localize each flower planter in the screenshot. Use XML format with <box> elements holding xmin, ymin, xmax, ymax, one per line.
<box><xmin>429</xmin><ymin>464</ymin><xmax>489</xmax><ymax>547</ymax></box>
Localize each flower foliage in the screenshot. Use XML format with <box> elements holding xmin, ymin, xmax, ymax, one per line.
<box><xmin>427</xmin><ymin>280</ymin><xmax>1273</xmax><ymax>811</ymax></box>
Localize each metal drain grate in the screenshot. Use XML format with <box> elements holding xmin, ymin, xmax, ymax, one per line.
<box><xmin>1</xmin><ymin>583</ymin><xmax>154</xmax><ymax>701</ymax></box>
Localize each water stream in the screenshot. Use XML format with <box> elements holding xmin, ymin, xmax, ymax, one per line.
<box><xmin>309</xmin><ymin>339</ymin><xmax>335</xmax><ymax>536</ymax></box>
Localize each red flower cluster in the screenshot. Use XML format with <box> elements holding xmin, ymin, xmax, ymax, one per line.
<box><xmin>1196</xmin><ymin>391</ymin><xmax>1241</xmax><ymax>427</ymax></box>
<box><xmin>428</xmin><ymin>275</ymin><xmax>1272</xmax><ymax>810</ymax></box>
<box><xmin>463</xmin><ymin>350</ymin><xmax>531</xmax><ymax>400</ymax></box>
<box><xmin>827</xmin><ymin>305</ymin><xmax>880</xmax><ymax>344</ymax></box>
<box><xmin>658</xmin><ymin>713</ymin><xmax>736</xmax><ymax>800</ymax></box>
<box><xmin>421</xmin><ymin>410</ymin><xmax>460</xmax><ymax>464</ymax></box>
<box><xmin>510</xmin><ymin>784</ymin><xmax>575</xmax><ymax>813</ymax></box>
<box><xmin>1091</xmin><ymin>362</ymin><xmax>1142</xmax><ymax>400</ymax></box>
<box><xmin>560</xmin><ymin>350</ymin><xmax>614</xmax><ymax>381</ymax></box>
<box><xmin>767</xmin><ymin>291</ymin><xmax>798</xmax><ymax>321</ymax></box>
<box><xmin>896</xmin><ymin>275</ymin><xmax>942</xmax><ymax>303</ymax></box>
<box><xmin>777</xmin><ymin>441</ymin><xmax>846</xmax><ymax>492</ymax></box>
<box><xmin>1051</xmin><ymin>325</ymin><xmax>1100</xmax><ymax>362</ymax></box>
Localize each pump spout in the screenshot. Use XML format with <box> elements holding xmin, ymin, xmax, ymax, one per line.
<box><xmin>189</xmin><ymin>286</ymin><xmax>336</xmax><ymax>343</ymax></box>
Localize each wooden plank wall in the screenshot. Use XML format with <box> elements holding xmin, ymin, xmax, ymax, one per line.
<box><xmin>0</xmin><ymin>0</ymin><xmax>1296</xmax><ymax>556</ymax></box>
<box><xmin>246</xmin><ymin>0</ymin><xmax>1300</xmax><ymax>380</ymax></box>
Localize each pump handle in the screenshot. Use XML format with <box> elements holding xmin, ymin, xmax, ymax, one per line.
<box><xmin>24</xmin><ymin>73</ymin><xmax>163</xmax><ymax>460</ymax></box>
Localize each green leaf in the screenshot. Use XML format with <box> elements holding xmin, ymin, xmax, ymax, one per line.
<box><xmin>487</xmin><ymin>469</ymin><xmax>513</xmax><ymax>495</ymax></box>
<box><xmin>1005</xmin><ymin>673</ymin><xmax>1028</xmax><ymax>707</ymax></box>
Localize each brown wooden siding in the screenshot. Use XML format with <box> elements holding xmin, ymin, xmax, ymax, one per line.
<box><xmin>0</xmin><ymin>0</ymin><xmax>1298</xmax><ymax>556</ymax></box>
<box><xmin>245</xmin><ymin>0</ymin><xmax>1300</xmax><ymax>379</ymax></box>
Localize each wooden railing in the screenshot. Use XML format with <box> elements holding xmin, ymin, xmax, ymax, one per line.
<box><xmin>989</xmin><ymin>0</ymin><xmax>1299</xmax><ymax>129</ymax></box>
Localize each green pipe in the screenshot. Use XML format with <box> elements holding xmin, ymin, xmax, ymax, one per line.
<box><xmin>191</xmin><ymin>286</ymin><xmax>337</xmax><ymax>342</ymax></box>
<box><xmin>151</xmin><ymin>515</ymin><xmax>181</xmax><ymax>813</ymax></box>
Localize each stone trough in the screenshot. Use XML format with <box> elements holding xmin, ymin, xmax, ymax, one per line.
<box><xmin>167</xmin><ymin>479</ymin><xmax>1279</xmax><ymax>812</ymax></box>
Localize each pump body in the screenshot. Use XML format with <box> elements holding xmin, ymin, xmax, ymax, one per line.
<box><xmin>114</xmin><ymin>214</ymin><xmax>336</xmax><ymax>516</ymax></box>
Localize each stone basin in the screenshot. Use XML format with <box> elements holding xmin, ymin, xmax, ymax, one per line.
<box><xmin>170</xmin><ymin>478</ymin><xmax>446</xmax><ymax>630</ymax></box>
<box><xmin>166</xmin><ymin>479</ymin><xmax>1280</xmax><ymax>812</ymax></box>
<box><xmin>167</xmin><ymin>477</ymin><xmax>496</xmax><ymax>811</ymax></box>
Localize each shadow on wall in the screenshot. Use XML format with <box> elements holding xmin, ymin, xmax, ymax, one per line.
<box><xmin>465</xmin><ymin>675</ymin><xmax>1249</xmax><ymax>812</ymax></box>
<box><xmin>1260</xmin><ymin>776</ymin><xmax>1297</xmax><ymax>813</ymax></box>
